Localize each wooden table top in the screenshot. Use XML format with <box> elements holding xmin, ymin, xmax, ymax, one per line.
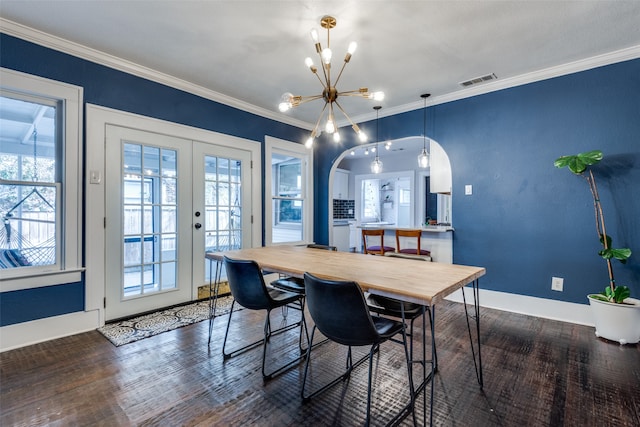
<box><xmin>206</xmin><ymin>246</ymin><xmax>485</xmax><ymax>306</ymax></box>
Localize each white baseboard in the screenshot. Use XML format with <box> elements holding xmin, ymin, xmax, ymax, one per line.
<box><xmin>446</xmin><ymin>288</ymin><xmax>594</xmax><ymax>326</ymax></box>
<box><xmin>0</xmin><ymin>289</ymin><xmax>594</xmax><ymax>352</ymax></box>
<box><xmin>0</xmin><ymin>309</ymin><xmax>101</xmax><ymax>352</ymax></box>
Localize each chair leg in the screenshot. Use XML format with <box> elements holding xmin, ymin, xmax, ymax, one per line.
<box><xmin>262</xmin><ymin>303</ymin><xmax>308</xmax><ymax>381</ymax></box>
<box><xmin>302</xmin><ymin>336</ymin><xmax>371</xmax><ymax>401</ymax></box>
<box><xmin>365</xmin><ymin>344</ymin><xmax>378</xmax><ymax>427</ymax></box>
<box><xmin>221</xmin><ymin>300</ymin><xmax>237</xmax><ymax>358</ymax></box>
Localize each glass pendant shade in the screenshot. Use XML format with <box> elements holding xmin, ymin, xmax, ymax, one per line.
<box><xmin>371</xmin><ymin>157</ymin><xmax>383</xmax><ymax>174</ymax></box>
<box><xmin>418</xmin><ymin>93</ymin><xmax>431</xmax><ymax>168</ymax></box>
<box><xmin>418</xmin><ymin>147</ymin><xmax>429</xmax><ymax>168</ymax></box>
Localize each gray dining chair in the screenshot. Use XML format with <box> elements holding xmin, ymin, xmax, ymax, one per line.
<box><xmin>302</xmin><ymin>272</ymin><xmax>416</xmax><ymax>426</ymax></box>
<box><xmin>222</xmin><ymin>256</ymin><xmax>307</xmax><ymax>380</ymax></box>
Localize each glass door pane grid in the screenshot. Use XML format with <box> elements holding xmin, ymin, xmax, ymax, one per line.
<box><xmin>122</xmin><ymin>143</ymin><xmax>177</xmax><ymax>298</ymax></box>
<box><xmin>204</xmin><ymin>155</ymin><xmax>242</xmax><ymax>283</ymax></box>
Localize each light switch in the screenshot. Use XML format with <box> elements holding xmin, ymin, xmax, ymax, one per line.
<box><xmin>90</xmin><ymin>170</ymin><xmax>102</xmax><ymax>184</ymax></box>
<box><xmin>465</xmin><ymin>184</ymin><xmax>472</xmax><ymax>195</ymax></box>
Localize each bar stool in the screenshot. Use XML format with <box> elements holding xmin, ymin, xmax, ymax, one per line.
<box><xmin>362</xmin><ymin>228</ymin><xmax>394</xmax><ymax>255</ymax></box>
<box><xmin>395</xmin><ymin>229</ymin><xmax>431</xmax><ymax>259</ymax></box>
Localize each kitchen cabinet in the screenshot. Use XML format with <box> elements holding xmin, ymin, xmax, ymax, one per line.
<box><xmin>429</xmin><ymin>141</ymin><xmax>452</xmax><ymax>194</ymax></box>
<box><xmin>333</xmin><ymin>169</ymin><xmax>349</xmax><ymax>199</ymax></box>
<box><xmin>332</xmin><ymin>225</ymin><xmax>351</xmax><ymax>252</ymax></box>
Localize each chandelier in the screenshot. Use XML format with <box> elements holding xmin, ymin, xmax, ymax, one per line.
<box><xmin>278</xmin><ymin>15</ymin><xmax>385</xmax><ymax>148</ymax></box>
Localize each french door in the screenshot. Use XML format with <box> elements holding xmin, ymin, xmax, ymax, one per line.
<box><xmin>105</xmin><ymin>125</ymin><xmax>251</xmax><ymax>320</ymax></box>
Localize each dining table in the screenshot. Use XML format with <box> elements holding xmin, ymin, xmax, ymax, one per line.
<box><xmin>205</xmin><ymin>245</ymin><xmax>486</xmax><ymax>426</ymax></box>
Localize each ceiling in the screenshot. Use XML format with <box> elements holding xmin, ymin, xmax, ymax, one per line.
<box><xmin>2</xmin><ymin>1</ymin><xmax>640</xmax><ymax>134</ymax></box>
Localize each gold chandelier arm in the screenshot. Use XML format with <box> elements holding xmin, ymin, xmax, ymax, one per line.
<box><xmin>310</xmin><ymin>101</ymin><xmax>329</xmax><ymax>137</ymax></box>
<box><xmin>333</xmin><ymin>100</ymin><xmax>358</xmax><ymax>128</ymax></box>
<box><xmin>337</xmin><ymin>88</ymin><xmax>370</xmax><ymax>97</ymax></box>
<box><xmin>333</xmin><ymin>60</ymin><xmax>349</xmax><ymax>88</ymax></box>
<box><xmin>289</xmin><ymin>94</ymin><xmax>325</xmax><ymax>108</ymax></box>
<box><xmin>312</xmin><ymin>70</ymin><xmax>326</xmax><ymax>88</ymax></box>
<box><xmin>316</xmin><ymin>51</ymin><xmax>330</xmax><ymax>88</ymax></box>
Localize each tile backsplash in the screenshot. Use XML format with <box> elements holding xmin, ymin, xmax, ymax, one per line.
<box><xmin>333</xmin><ymin>199</ymin><xmax>355</xmax><ymax>219</ymax></box>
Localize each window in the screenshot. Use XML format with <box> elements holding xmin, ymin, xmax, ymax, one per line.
<box><xmin>0</xmin><ymin>95</ymin><xmax>60</xmax><ymax>270</ymax></box>
<box><xmin>264</xmin><ymin>136</ymin><xmax>313</xmax><ymax>245</ymax></box>
<box><xmin>0</xmin><ymin>68</ymin><xmax>83</xmax><ymax>288</ymax></box>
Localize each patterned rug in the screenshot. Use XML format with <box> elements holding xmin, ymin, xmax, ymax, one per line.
<box><xmin>98</xmin><ymin>295</ymin><xmax>236</xmax><ymax>346</ymax></box>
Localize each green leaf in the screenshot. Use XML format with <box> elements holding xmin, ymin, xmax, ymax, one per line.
<box><xmin>613</xmin><ymin>286</ymin><xmax>631</xmax><ymax>303</ymax></box>
<box><xmin>591</xmin><ymin>293</ymin><xmax>610</xmax><ymax>302</ymax></box>
<box><xmin>599</xmin><ymin>247</ymin><xmax>632</xmax><ymax>263</ymax></box>
<box><xmin>554</xmin><ymin>150</ymin><xmax>603</xmax><ymax>174</ymax></box>
<box><xmin>599</xmin><ymin>234</ymin><xmax>612</xmax><ymax>249</ymax></box>
<box><xmin>600</xmin><ymin>285</ymin><xmax>631</xmax><ymax>303</ymax></box>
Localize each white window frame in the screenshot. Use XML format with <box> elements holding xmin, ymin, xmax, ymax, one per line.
<box><xmin>264</xmin><ymin>136</ymin><xmax>313</xmax><ymax>246</ymax></box>
<box><xmin>0</xmin><ymin>68</ymin><xmax>83</xmax><ymax>291</ymax></box>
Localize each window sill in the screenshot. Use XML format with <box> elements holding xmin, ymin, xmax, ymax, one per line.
<box><xmin>0</xmin><ymin>268</ymin><xmax>84</xmax><ymax>293</ymax></box>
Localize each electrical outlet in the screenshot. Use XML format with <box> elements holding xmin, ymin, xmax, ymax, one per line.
<box><xmin>551</xmin><ymin>277</ymin><xmax>564</xmax><ymax>292</ymax></box>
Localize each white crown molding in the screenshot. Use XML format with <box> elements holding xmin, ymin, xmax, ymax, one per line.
<box><xmin>347</xmin><ymin>44</ymin><xmax>640</xmax><ymax>125</ymax></box>
<box><xmin>2</xmin><ymin>17</ymin><xmax>638</xmax><ymax>130</ymax></box>
<box><xmin>0</xmin><ymin>18</ymin><xmax>312</xmax><ymax>130</ymax></box>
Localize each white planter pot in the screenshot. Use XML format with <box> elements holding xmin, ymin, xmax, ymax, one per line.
<box><xmin>587</xmin><ymin>295</ymin><xmax>640</xmax><ymax>345</ymax></box>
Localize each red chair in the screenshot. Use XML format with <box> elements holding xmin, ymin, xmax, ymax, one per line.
<box><xmin>395</xmin><ymin>229</ymin><xmax>431</xmax><ymax>258</ymax></box>
<box><xmin>362</xmin><ymin>229</ymin><xmax>394</xmax><ymax>255</ymax></box>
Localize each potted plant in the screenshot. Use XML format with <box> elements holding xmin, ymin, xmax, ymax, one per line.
<box><xmin>555</xmin><ymin>150</ymin><xmax>638</xmax><ymax>344</ymax></box>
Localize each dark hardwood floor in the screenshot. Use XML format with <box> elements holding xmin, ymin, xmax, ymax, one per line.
<box><xmin>1</xmin><ymin>299</ymin><xmax>639</xmax><ymax>426</ymax></box>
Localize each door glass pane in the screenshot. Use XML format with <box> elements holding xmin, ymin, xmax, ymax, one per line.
<box><xmin>203</xmin><ymin>155</ymin><xmax>243</xmax><ymax>283</ymax></box>
<box><xmin>122</xmin><ymin>143</ymin><xmax>178</xmax><ymax>298</ymax></box>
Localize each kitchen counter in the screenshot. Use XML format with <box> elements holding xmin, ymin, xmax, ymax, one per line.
<box><xmin>355</xmin><ymin>224</ymin><xmax>454</xmax><ymax>263</ymax></box>
<box><xmin>358</xmin><ymin>224</ymin><xmax>454</xmax><ymax>233</ymax></box>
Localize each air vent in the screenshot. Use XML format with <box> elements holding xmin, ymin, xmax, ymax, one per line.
<box><xmin>459</xmin><ymin>73</ymin><xmax>497</xmax><ymax>87</ymax></box>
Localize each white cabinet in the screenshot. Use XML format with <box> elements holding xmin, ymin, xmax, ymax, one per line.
<box><xmin>332</xmin><ymin>225</ymin><xmax>351</xmax><ymax>252</ymax></box>
<box><xmin>429</xmin><ymin>141</ymin><xmax>452</xmax><ymax>194</ymax></box>
<box><xmin>333</xmin><ymin>169</ymin><xmax>349</xmax><ymax>199</ymax></box>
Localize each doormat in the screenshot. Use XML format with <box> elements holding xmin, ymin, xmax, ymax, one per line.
<box><xmin>98</xmin><ymin>295</ymin><xmax>236</xmax><ymax>346</ymax></box>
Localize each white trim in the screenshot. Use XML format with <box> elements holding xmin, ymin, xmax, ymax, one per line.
<box><xmin>86</xmin><ymin>104</ymin><xmax>262</xmax><ymax>326</ymax></box>
<box><xmin>264</xmin><ymin>136</ymin><xmax>313</xmax><ymax>246</ymax></box>
<box><xmin>342</xmin><ymin>44</ymin><xmax>640</xmax><ymax>125</ymax></box>
<box><xmin>2</xmin><ymin>17</ymin><xmax>638</xmax><ymax>129</ymax></box>
<box><xmin>0</xmin><ymin>309</ymin><xmax>100</xmax><ymax>352</ymax></box>
<box><xmin>446</xmin><ymin>287</ymin><xmax>594</xmax><ymax>326</ymax></box>
<box><xmin>0</xmin><ymin>67</ymin><xmax>84</xmax><ymax>290</ymax></box>
<box><xmin>0</xmin><ymin>270</ymin><xmax>82</xmax><ymax>292</ymax></box>
<box><xmin>0</xmin><ymin>18</ymin><xmax>311</xmax><ymax>130</ymax></box>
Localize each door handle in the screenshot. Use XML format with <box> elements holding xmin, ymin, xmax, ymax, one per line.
<box><xmin>194</xmin><ymin>223</ymin><xmax>202</xmax><ymax>229</ymax></box>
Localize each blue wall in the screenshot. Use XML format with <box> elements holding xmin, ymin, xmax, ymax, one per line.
<box><xmin>1</xmin><ymin>32</ymin><xmax>638</xmax><ymax>326</ymax></box>
<box><xmin>315</xmin><ymin>59</ymin><xmax>640</xmax><ymax>305</ymax></box>
<box><xmin>0</xmin><ymin>33</ymin><xmax>307</xmax><ymax>326</ymax></box>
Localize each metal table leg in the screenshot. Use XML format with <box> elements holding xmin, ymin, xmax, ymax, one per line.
<box><xmin>207</xmin><ymin>257</ymin><xmax>223</xmax><ymax>346</ymax></box>
<box><xmin>461</xmin><ymin>279</ymin><xmax>483</xmax><ymax>389</ymax></box>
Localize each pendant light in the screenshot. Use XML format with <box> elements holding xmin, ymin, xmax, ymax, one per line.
<box><xmin>418</xmin><ymin>93</ymin><xmax>431</xmax><ymax>168</ymax></box>
<box><xmin>371</xmin><ymin>106</ymin><xmax>383</xmax><ymax>174</ymax></box>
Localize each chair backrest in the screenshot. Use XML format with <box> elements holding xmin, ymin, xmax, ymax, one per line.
<box><xmin>304</xmin><ymin>272</ymin><xmax>381</xmax><ymax>346</ymax></box>
<box><xmin>395</xmin><ymin>229</ymin><xmax>422</xmax><ymax>253</ymax></box>
<box><xmin>307</xmin><ymin>243</ymin><xmax>337</xmax><ymax>251</ymax></box>
<box><xmin>223</xmin><ymin>256</ymin><xmax>271</xmax><ymax>310</ymax></box>
<box><xmin>361</xmin><ymin>228</ymin><xmax>388</xmax><ymax>255</ymax></box>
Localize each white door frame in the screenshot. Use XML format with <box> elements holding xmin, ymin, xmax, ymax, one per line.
<box><xmin>86</xmin><ymin>105</ymin><xmax>261</xmax><ymax>326</ymax></box>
